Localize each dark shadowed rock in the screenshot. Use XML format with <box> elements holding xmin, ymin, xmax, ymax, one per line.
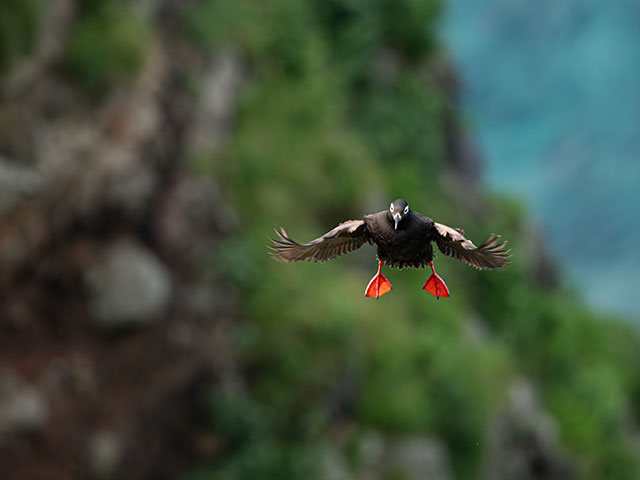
<box><xmin>157</xmin><ymin>176</ymin><xmax>237</xmax><ymax>262</ymax></box>
<box><xmin>1</xmin><ymin>0</ymin><xmax>74</xmax><ymax>97</ymax></box>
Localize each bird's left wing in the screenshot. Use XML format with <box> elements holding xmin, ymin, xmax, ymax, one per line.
<box><xmin>268</xmin><ymin>220</ymin><xmax>371</xmax><ymax>263</ymax></box>
<box><xmin>432</xmin><ymin>222</ymin><xmax>511</xmax><ymax>270</ymax></box>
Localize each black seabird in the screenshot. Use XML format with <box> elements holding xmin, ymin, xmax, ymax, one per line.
<box><xmin>268</xmin><ymin>199</ymin><xmax>511</xmax><ymax>299</ymax></box>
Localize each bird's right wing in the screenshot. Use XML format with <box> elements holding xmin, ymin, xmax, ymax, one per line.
<box><xmin>268</xmin><ymin>220</ymin><xmax>371</xmax><ymax>263</ymax></box>
<box><xmin>432</xmin><ymin>222</ymin><xmax>511</xmax><ymax>270</ymax></box>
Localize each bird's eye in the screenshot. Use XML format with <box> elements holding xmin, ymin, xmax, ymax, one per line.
<box><xmin>404</xmin><ymin>205</ymin><xmax>409</xmax><ymax>214</ymax></box>
<box><xmin>390</xmin><ymin>203</ymin><xmax>394</xmax><ymax>212</ymax></box>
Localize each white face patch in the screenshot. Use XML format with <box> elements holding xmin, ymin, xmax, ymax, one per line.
<box><xmin>390</xmin><ymin>203</ymin><xmax>394</xmax><ymax>212</ymax></box>
<box><xmin>404</xmin><ymin>205</ymin><xmax>409</xmax><ymax>214</ymax></box>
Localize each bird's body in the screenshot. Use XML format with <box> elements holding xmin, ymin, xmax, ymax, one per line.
<box><xmin>364</xmin><ymin>210</ymin><xmax>434</xmax><ymax>269</ymax></box>
<box><xmin>269</xmin><ymin>199</ymin><xmax>511</xmax><ymax>299</ymax></box>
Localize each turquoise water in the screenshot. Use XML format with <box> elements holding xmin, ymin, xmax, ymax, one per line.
<box><xmin>443</xmin><ymin>0</ymin><xmax>640</xmax><ymax>319</ymax></box>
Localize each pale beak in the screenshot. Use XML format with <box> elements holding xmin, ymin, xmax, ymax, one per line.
<box><xmin>394</xmin><ymin>213</ymin><xmax>401</xmax><ymax>230</ymax></box>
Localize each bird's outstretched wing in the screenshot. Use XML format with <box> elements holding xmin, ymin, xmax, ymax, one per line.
<box><xmin>268</xmin><ymin>220</ymin><xmax>371</xmax><ymax>263</ymax></box>
<box><xmin>432</xmin><ymin>222</ymin><xmax>511</xmax><ymax>270</ymax></box>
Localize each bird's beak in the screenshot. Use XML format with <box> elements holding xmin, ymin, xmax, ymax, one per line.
<box><xmin>394</xmin><ymin>213</ymin><xmax>401</xmax><ymax>230</ymax></box>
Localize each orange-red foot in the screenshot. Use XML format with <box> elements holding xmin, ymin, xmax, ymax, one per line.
<box><xmin>365</xmin><ymin>261</ymin><xmax>393</xmax><ymax>299</ymax></box>
<box><xmin>423</xmin><ymin>261</ymin><xmax>450</xmax><ymax>299</ymax></box>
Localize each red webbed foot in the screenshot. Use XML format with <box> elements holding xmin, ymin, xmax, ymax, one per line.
<box><xmin>423</xmin><ymin>261</ymin><xmax>450</xmax><ymax>299</ymax></box>
<box><xmin>365</xmin><ymin>273</ymin><xmax>392</xmax><ymax>299</ymax></box>
<box><xmin>364</xmin><ymin>261</ymin><xmax>392</xmax><ymax>299</ymax></box>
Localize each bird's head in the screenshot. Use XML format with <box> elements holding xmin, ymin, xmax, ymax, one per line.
<box><xmin>388</xmin><ymin>199</ymin><xmax>410</xmax><ymax>230</ymax></box>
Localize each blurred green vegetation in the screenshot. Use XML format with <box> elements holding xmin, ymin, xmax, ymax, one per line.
<box><xmin>181</xmin><ymin>0</ymin><xmax>640</xmax><ymax>479</ymax></box>
<box><xmin>0</xmin><ymin>0</ymin><xmax>42</xmax><ymax>74</ymax></box>
<box><xmin>61</xmin><ymin>0</ymin><xmax>150</xmax><ymax>94</ymax></box>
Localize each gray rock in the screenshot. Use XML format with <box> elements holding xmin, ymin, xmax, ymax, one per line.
<box><xmin>371</xmin><ymin>49</ymin><xmax>401</xmax><ymax>85</ymax></box>
<box><xmin>358</xmin><ymin>429</ymin><xmax>386</xmax><ymax>471</ymax></box>
<box><xmin>321</xmin><ymin>446</ymin><xmax>353</xmax><ymax>480</ymax></box>
<box><xmin>185</xmin><ymin>48</ymin><xmax>244</xmax><ymax>155</ymax></box>
<box><xmin>0</xmin><ymin>370</ymin><xmax>48</xmax><ymax>434</ymax></box>
<box><xmin>482</xmin><ymin>378</ymin><xmax>574</xmax><ymax>480</ymax></box>
<box><xmin>86</xmin><ymin>239</ymin><xmax>172</xmax><ymax>329</ymax></box>
<box><xmin>0</xmin><ymin>155</ymin><xmax>42</xmax><ymax>214</ymax></box>
<box><xmin>463</xmin><ymin>312</ymin><xmax>490</xmax><ymax>345</ymax></box>
<box><xmin>87</xmin><ymin>431</ymin><xmax>123</xmax><ymax>479</ymax></box>
<box><xmin>386</xmin><ymin>437</ymin><xmax>455</xmax><ymax>480</ymax></box>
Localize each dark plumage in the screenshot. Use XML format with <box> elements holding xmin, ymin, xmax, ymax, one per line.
<box><xmin>268</xmin><ymin>199</ymin><xmax>511</xmax><ymax>299</ymax></box>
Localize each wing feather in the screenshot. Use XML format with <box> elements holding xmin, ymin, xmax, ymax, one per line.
<box><xmin>268</xmin><ymin>220</ymin><xmax>371</xmax><ymax>263</ymax></box>
<box><xmin>432</xmin><ymin>222</ymin><xmax>511</xmax><ymax>270</ymax></box>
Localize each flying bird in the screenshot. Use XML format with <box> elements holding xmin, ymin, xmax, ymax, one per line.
<box><xmin>268</xmin><ymin>199</ymin><xmax>511</xmax><ymax>299</ymax></box>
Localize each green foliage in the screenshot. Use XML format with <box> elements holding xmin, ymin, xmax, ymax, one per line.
<box><xmin>184</xmin><ymin>388</ymin><xmax>322</xmax><ymax>480</ymax></box>
<box><xmin>313</xmin><ymin>0</ymin><xmax>383</xmax><ymax>84</ymax></box>
<box><xmin>0</xmin><ymin>0</ymin><xmax>41</xmax><ymax>74</ymax></box>
<box><xmin>183</xmin><ymin>1</ymin><xmax>262</xmax><ymax>53</ymax></box>
<box><xmin>380</xmin><ymin>0</ymin><xmax>443</xmax><ymax>60</ymax></box>
<box><xmin>62</xmin><ymin>0</ymin><xmax>150</xmax><ymax>94</ymax></box>
<box><xmin>184</xmin><ymin>0</ymin><xmax>327</xmax><ymax>78</ymax></box>
<box><xmin>355</xmin><ymin>73</ymin><xmax>447</xmax><ymax>182</ymax></box>
<box><xmin>186</xmin><ymin>445</ymin><xmax>319</xmax><ymax>480</ymax></box>
<box><xmin>182</xmin><ymin>1</ymin><xmax>640</xmax><ymax>479</ymax></box>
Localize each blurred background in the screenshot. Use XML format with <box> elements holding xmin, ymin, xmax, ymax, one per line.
<box><xmin>1</xmin><ymin>1</ymin><xmax>639</xmax><ymax>480</ymax></box>
<box><xmin>444</xmin><ymin>0</ymin><xmax>640</xmax><ymax>319</ymax></box>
